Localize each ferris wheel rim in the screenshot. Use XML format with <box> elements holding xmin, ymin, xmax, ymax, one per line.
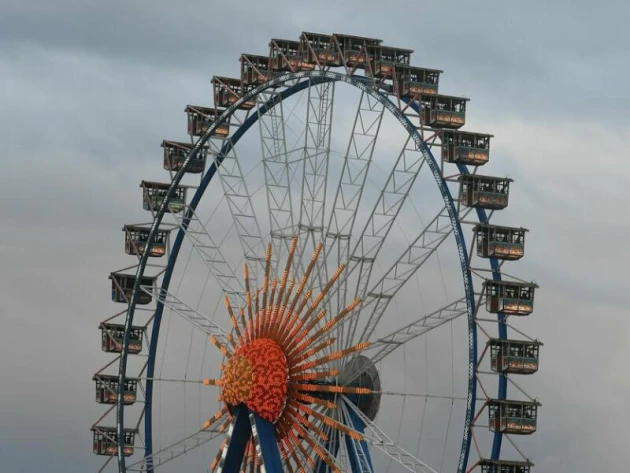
<box><xmin>115</xmin><ymin>70</ymin><xmax>486</xmax><ymax>473</ymax></box>
<box><xmin>403</xmin><ymin>97</ymin><xmax>509</xmax><ymax>461</ymax></box>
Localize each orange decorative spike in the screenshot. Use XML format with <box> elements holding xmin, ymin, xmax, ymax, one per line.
<box><xmin>264</xmin><ymin>278</ymin><xmax>278</xmax><ymax>338</ymax></box>
<box><xmin>277</xmin><ymin>235</ymin><xmax>297</xmax><ymax>308</ymax></box>
<box><xmin>244</xmin><ymin>263</ymin><xmax>254</xmax><ymax>322</ymax></box>
<box><xmin>291</xmin><ymin>341</ymin><xmax>371</xmax><ymax>373</ymax></box>
<box><xmin>291</xmin><ymin>390</ymin><xmax>336</xmax><ymax>409</ymax></box>
<box><xmin>288</xmin><ymin>243</ymin><xmax>322</xmax><ymax>315</ymax></box>
<box><xmin>285</xmin><ymin>405</ymin><xmax>328</xmax><ymax>440</ymax></box>
<box><xmin>286</xmin><ymin>308</ymin><xmax>328</xmax><ymax>354</ymax></box>
<box><xmin>295</xmin><ymin>403</ymin><xmax>363</xmax><ymax>441</ymax></box>
<box><xmin>202</xmin><ymin>407</ymin><xmax>227</xmax><ymax>429</ymax></box>
<box><xmin>261</xmin><ymin>243</ymin><xmax>272</xmax><ymax>329</ymax></box>
<box><xmin>202</xmin><ymin>378</ymin><xmax>222</xmax><ymax>386</ymax></box>
<box><xmin>280</xmin><ymin>289</ymin><xmax>315</xmax><ymax>346</ymax></box>
<box><xmin>292</xmin><ymin>422</ymin><xmax>340</xmax><ymax>473</ymax></box>
<box><xmin>291</xmin><ymin>298</ymin><xmax>362</xmax><ymax>355</ymax></box>
<box><xmin>278</xmin><ymin>442</ymin><xmax>293</xmax><ymax>473</ymax></box>
<box><xmin>290</xmin><ymin>369</ymin><xmax>339</xmax><ymax>381</ymax></box>
<box><xmin>209</xmin><ymin>334</ymin><xmax>231</xmax><ymax>357</ymax></box>
<box><xmin>292</xmin><ymin>383</ymin><xmax>372</xmax><ymax>395</ymax></box>
<box><xmin>290</xmin><ymin>337</ymin><xmax>336</xmax><ymax>364</ymax></box>
<box><xmin>271</xmin><ymin>277</ymin><xmax>296</xmax><ymax>341</ymax></box>
<box><xmin>227</xmin><ymin>333</ymin><xmax>238</xmax><ymax>350</ymax></box>
<box><xmin>239</xmin><ymin>307</ymin><xmax>247</xmax><ymax>339</ymax></box>
<box><xmin>224</xmin><ymin>297</ymin><xmax>243</xmax><ymax>343</ymax></box>
<box><xmin>278</xmin><ymin>424</ymin><xmax>306</xmax><ymax>473</ymax></box>
<box><xmin>302</xmin><ymin>264</ymin><xmax>345</xmax><ymax>322</ymax></box>
<box><xmin>279</xmin><ymin>288</ymin><xmax>313</xmax><ymax>346</ymax></box>
<box><xmin>286</xmin><ymin>427</ymin><xmax>315</xmax><ymax>469</ymax></box>
<box><xmin>210</xmin><ymin>438</ymin><xmax>228</xmax><ymax>471</ymax></box>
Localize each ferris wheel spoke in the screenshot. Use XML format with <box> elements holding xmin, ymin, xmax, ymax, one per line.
<box><xmin>297</xmin><ymin>79</ymin><xmax>335</xmax><ymax>296</ymax></box>
<box><xmin>338</xmin><ymin>135</ymin><xmax>428</xmax><ymax>347</ymax></box>
<box><xmin>343</xmin><ymin>397</ymin><xmax>439</xmax><ymax>473</ymax></box>
<box><xmin>257</xmin><ymin>91</ymin><xmax>296</xmax><ymax>272</ymax></box>
<box><xmin>126</xmin><ymin>426</ymin><xmax>224</xmax><ymax>471</ymax></box>
<box><xmin>357</xmin><ymin>296</ymin><xmax>472</xmax><ymax>373</ymax></box>
<box><xmin>171</xmin><ymin>204</ymin><xmax>245</xmax><ymax>307</ymax></box>
<box><xmin>377</xmin><ymin>390</ymin><xmax>467</xmax><ymax>401</ymax></box>
<box><xmin>353</xmin><ymin>204</ymin><xmax>475</xmax><ymax>345</ymax></box>
<box><xmin>324</xmin><ymin>89</ymin><xmax>386</xmax><ymax>331</ymax></box>
<box><xmin>213</xmin><ymin>142</ymin><xmax>267</xmax><ymax>283</ymax></box>
<box><xmin>152</xmin><ymin>288</ymin><xmax>231</xmax><ymax>345</ymax></box>
<box><xmin>298</xmin><ymin>80</ymin><xmax>335</xmax><ymax>235</ymax></box>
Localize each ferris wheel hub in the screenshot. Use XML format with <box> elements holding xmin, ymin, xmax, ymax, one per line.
<box><xmin>340</xmin><ymin>355</ymin><xmax>381</xmax><ymax>421</ymax></box>
<box><xmin>220</xmin><ymin>338</ymin><xmax>289</xmax><ymax>423</ymax></box>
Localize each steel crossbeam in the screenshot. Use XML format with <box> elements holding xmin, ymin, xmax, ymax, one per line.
<box><xmin>343</xmin><ymin>398</ymin><xmax>439</xmax><ymax>473</ymax></box>
<box><xmin>127</xmin><ymin>427</ymin><xmax>223</xmax><ymax>471</ymax></box>
<box><xmin>296</xmin><ymin>80</ymin><xmax>335</xmax><ymax>291</ymax></box>
<box><xmin>355</xmin><ymin>205</ymin><xmax>475</xmax><ymax>344</ymax></box>
<box><xmin>171</xmin><ymin>205</ymin><xmax>245</xmax><ymax>307</ymax></box>
<box><xmin>325</xmin><ymin>90</ymin><xmax>385</xmax><ymax>321</ymax></box>
<box><xmin>211</xmin><ymin>141</ymin><xmax>266</xmax><ymax>280</ymax></box>
<box><xmin>299</xmin><ymin>80</ymin><xmax>334</xmax><ymax>233</ymax></box>
<box><xmin>343</xmin><ymin>135</ymin><xmax>427</xmax><ymax>345</ymax></box>
<box><xmin>257</xmin><ymin>91</ymin><xmax>295</xmax><ymax>272</ymax></box>
<box><xmin>147</xmin><ymin>287</ymin><xmax>230</xmax><ymax>346</ymax></box>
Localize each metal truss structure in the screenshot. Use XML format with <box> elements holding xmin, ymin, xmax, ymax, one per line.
<box><xmin>90</xmin><ymin>31</ymin><xmax>541</xmax><ymax>473</ymax></box>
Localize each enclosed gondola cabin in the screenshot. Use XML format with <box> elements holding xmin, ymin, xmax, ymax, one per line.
<box><xmin>93</xmin><ymin>374</ymin><xmax>138</xmax><ymax>405</ymax></box>
<box><xmin>398</xmin><ymin>66</ymin><xmax>441</xmax><ymax>97</ymax></box>
<box><xmin>442</xmin><ymin>130</ymin><xmax>492</xmax><ymax>166</ymax></box>
<box><xmin>485</xmin><ymin>280</ymin><xmax>538</xmax><ymax>316</ymax></box>
<box><xmin>372</xmin><ymin>45</ymin><xmax>413</xmax><ymax>77</ymax></box>
<box><xmin>91</xmin><ymin>426</ymin><xmax>138</xmax><ymax>456</ymax></box>
<box><xmin>488</xmin><ymin>338</ymin><xmax>541</xmax><ymax>375</ymax></box>
<box><xmin>212</xmin><ymin>76</ymin><xmax>255</xmax><ymax>110</ymax></box>
<box><xmin>459</xmin><ymin>174</ymin><xmax>512</xmax><ymax>210</ymax></box>
<box><xmin>475</xmin><ymin>224</ymin><xmax>527</xmax><ymax>260</ymax></box>
<box><xmin>477</xmin><ymin>459</ymin><xmax>532</xmax><ymax>473</ymax></box>
<box><xmin>185</xmin><ymin>105</ymin><xmax>230</xmax><ymax>138</ymax></box>
<box><xmin>487</xmin><ymin>399</ymin><xmax>539</xmax><ymax>435</ymax></box>
<box><xmin>300</xmin><ymin>32</ymin><xmax>341</xmax><ymax>67</ymax></box>
<box><xmin>162</xmin><ymin>140</ymin><xmax>207</xmax><ymax>174</ymax></box>
<box><xmin>123</xmin><ymin>225</ymin><xmax>168</xmax><ymax>258</ymax></box>
<box><xmin>100</xmin><ymin>323</ymin><xmax>144</xmax><ymax>354</ymax></box>
<box><xmin>421</xmin><ymin>94</ymin><xmax>468</xmax><ymax>129</ymax></box>
<box><xmin>109</xmin><ymin>272</ymin><xmax>156</xmax><ymax>305</ymax></box>
<box><xmin>241</xmin><ymin>54</ymin><xmax>273</xmax><ymax>85</ymax></box>
<box><xmin>333</xmin><ymin>33</ymin><xmax>383</xmax><ymax>70</ymax></box>
<box><xmin>141</xmin><ymin>180</ymin><xmax>187</xmax><ymax>213</ymax></box>
<box><xmin>269</xmin><ymin>39</ymin><xmax>315</xmax><ymax>72</ymax></box>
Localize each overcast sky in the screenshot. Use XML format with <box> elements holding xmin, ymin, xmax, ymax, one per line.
<box><xmin>1</xmin><ymin>1</ymin><xmax>629</xmax><ymax>472</ymax></box>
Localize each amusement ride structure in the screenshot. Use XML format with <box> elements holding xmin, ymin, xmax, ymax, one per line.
<box><xmin>91</xmin><ymin>32</ymin><xmax>542</xmax><ymax>473</ymax></box>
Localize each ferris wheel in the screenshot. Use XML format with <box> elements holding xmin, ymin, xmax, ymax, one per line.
<box><xmin>91</xmin><ymin>32</ymin><xmax>542</xmax><ymax>473</ymax></box>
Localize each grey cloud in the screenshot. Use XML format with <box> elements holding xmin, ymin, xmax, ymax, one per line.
<box><xmin>2</xmin><ymin>1</ymin><xmax>629</xmax><ymax>472</ymax></box>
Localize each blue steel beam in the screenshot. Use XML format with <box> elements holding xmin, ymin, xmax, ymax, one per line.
<box><xmin>221</xmin><ymin>405</ymin><xmax>251</xmax><ymax>473</ymax></box>
<box><xmin>250</xmin><ymin>413</ymin><xmax>283</xmax><ymax>473</ymax></box>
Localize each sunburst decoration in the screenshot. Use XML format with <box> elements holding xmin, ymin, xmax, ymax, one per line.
<box><xmin>200</xmin><ymin>235</ymin><xmax>373</xmax><ymax>472</ymax></box>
